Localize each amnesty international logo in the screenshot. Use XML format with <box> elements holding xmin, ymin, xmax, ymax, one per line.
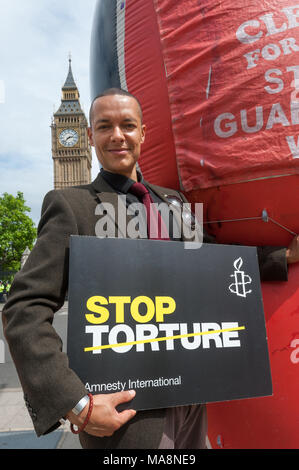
<box><xmin>229</xmin><ymin>257</ymin><xmax>252</xmax><ymax>298</ymax></box>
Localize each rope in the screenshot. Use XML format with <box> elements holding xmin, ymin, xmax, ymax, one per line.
<box><xmin>267</xmin><ymin>217</ymin><xmax>297</xmax><ymax>236</ymax></box>
<box><xmin>203</xmin><ymin>210</ymin><xmax>298</xmax><ymax>236</ymax></box>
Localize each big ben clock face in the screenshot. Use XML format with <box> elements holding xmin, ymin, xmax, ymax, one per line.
<box><xmin>59</xmin><ymin>128</ymin><xmax>79</xmax><ymax>147</ymax></box>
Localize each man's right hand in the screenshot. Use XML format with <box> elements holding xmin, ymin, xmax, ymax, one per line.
<box><xmin>66</xmin><ymin>390</ymin><xmax>136</xmax><ymax>437</ymax></box>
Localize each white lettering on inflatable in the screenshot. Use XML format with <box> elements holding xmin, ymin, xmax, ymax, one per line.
<box><xmin>286</xmin><ymin>135</ymin><xmax>299</xmax><ymax>157</ymax></box>
<box><xmin>259</xmin><ymin>13</ymin><xmax>287</xmax><ymax>37</ymax></box>
<box><xmin>214</xmin><ymin>113</ymin><xmax>237</xmax><ymax>138</ymax></box>
<box><xmin>236</xmin><ymin>20</ymin><xmax>263</xmax><ymax>44</ymax></box>
<box><xmin>287</xmin><ymin>64</ymin><xmax>299</xmax><ymax>82</ymax></box>
<box><xmin>265</xmin><ymin>103</ymin><xmax>290</xmax><ymax>129</ymax></box>
<box><xmin>240</xmin><ymin>106</ymin><xmax>263</xmax><ymax>133</ymax></box>
<box><xmin>243</xmin><ymin>49</ymin><xmax>261</xmax><ymax>69</ymax></box>
<box><xmin>262</xmin><ymin>43</ymin><xmax>281</xmax><ymax>61</ymax></box>
<box><xmin>244</xmin><ymin>38</ymin><xmax>299</xmax><ymax>69</ymax></box>
<box><xmin>236</xmin><ymin>5</ymin><xmax>299</xmax><ymax>44</ymax></box>
<box><xmin>291</xmin><ymin>101</ymin><xmax>299</xmax><ymax>124</ymax></box>
<box><xmin>282</xmin><ymin>5</ymin><xmax>299</xmax><ymax>29</ymax></box>
<box><xmin>214</xmin><ymin>100</ymin><xmax>299</xmax><ymax>140</ymax></box>
<box><xmin>280</xmin><ymin>37</ymin><xmax>299</xmax><ymax>55</ymax></box>
<box><xmin>264</xmin><ymin>69</ymin><xmax>284</xmax><ymax>94</ymax></box>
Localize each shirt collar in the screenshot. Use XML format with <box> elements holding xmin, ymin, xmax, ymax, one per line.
<box><xmin>100</xmin><ymin>168</ymin><xmax>144</xmax><ymax>194</ymax></box>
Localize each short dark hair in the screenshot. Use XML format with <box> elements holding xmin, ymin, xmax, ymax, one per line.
<box><xmin>89</xmin><ymin>88</ymin><xmax>143</xmax><ymax>125</ymax></box>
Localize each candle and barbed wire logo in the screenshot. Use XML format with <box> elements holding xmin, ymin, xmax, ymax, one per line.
<box><xmin>229</xmin><ymin>257</ymin><xmax>252</xmax><ymax>298</ymax></box>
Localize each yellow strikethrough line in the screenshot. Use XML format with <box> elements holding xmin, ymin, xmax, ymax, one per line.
<box><xmin>84</xmin><ymin>325</ymin><xmax>246</xmax><ymax>352</ymax></box>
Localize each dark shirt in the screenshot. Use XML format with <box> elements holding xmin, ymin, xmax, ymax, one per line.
<box><xmin>100</xmin><ymin>168</ymin><xmax>180</xmax><ymax>240</ymax></box>
<box><xmin>100</xmin><ymin>168</ymin><xmax>163</xmax><ymax>206</ymax></box>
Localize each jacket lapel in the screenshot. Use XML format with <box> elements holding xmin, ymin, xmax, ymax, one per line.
<box><xmin>146</xmin><ymin>181</ymin><xmax>201</xmax><ymax>244</ymax></box>
<box><xmin>91</xmin><ymin>173</ymin><xmax>127</xmax><ymax>238</ymax></box>
<box><xmin>145</xmin><ymin>182</ymin><xmax>179</xmax><ymax>205</ymax></box>
<box><xmin>146</xmin><ymin>181</ymin><xmax>185</xmax><ymax>233</ymax></box>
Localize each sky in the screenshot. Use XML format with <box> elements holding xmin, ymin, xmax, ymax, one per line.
<box><xmin>0</xmin><ymin>0</ymin><xmax>100</xmax><ymax>225</ymax></box>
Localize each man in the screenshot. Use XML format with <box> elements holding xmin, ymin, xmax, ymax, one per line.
<box><xmin>2</xmin><ymin>89</ymin><xmax>299</xmax><ymax>449</ymax></box>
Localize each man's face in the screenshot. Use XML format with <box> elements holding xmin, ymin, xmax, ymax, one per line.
<box><xmin>88</xmin><ymin>94</ymin><xmax>146</xmax><ymax>180</ymax></box>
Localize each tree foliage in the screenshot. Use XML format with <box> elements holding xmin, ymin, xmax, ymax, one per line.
<box><xmin>0</xmin><ymin>192</ymin><xmax>37</xmax><ymax>272</ymax></box>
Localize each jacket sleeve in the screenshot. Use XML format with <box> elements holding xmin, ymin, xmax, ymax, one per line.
<box><xmin>256</xmin><ymin>246</ymin><xmax>288</xmax><ymax>282</ymax></box>
<box><xmin>2</xmin><ymin>190</ymin><xmax>87</xmax><ymax>436</ymax></box>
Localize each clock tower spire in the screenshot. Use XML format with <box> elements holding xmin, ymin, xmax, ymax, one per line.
<box><xmin>51</xmin><ymin>57</ymin><xmax>92</xmax><ymax>189</ymax></box>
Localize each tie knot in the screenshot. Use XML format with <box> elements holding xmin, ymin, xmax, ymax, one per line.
<box><xmin>129</xmin><ymin>182</ymin><xmax>149</xmax><ymax>199</ymax></box>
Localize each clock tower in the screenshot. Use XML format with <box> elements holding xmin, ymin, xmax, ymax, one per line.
<box><xmin>51</xmin><ymin>57</ymin><xmax>92</xmax><ymax>189</ymax></box>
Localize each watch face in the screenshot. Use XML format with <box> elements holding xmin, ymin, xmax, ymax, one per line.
<box><xmin>59</xmin><ymin>128</ymin><xmax>79</xmax><ymax>147</ymax></box>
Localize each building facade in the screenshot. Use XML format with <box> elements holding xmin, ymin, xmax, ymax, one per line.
<box><xmin>51</xmin><ymin>58</ymin><xmax>92</xmax><ymax>189</ymax></box>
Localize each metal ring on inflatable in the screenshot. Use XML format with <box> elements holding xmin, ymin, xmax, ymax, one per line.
<box><xmin>90</xmin><ymin>0</ymin><xmax>299</xmax><ymax>449</ymax></box>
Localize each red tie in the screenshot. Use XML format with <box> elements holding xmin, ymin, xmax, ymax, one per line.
<box><xmin>129</xmin><ymin>182</ymin><xmax>170</xmax><ymax>240</ymax></box>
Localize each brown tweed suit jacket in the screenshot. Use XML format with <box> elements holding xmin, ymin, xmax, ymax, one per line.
<box><xmin>2</xmin><ymin>173</ymin><xmax>288</xmax><ymax>448</ymax></box>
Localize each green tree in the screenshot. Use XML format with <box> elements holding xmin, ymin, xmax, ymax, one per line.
<box><xmin>0</xmin><ymin>192</ymin><xmax>37</xmax><ymax>273</ymax></box>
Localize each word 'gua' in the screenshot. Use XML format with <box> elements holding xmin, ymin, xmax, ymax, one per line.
<box><xmin>214</xmin><ymin>96</ymin><xmax>299</xmax><ymax>139</ymax></box>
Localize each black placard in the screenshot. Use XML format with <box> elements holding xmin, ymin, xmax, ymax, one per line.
<box><xmin>67</xmin><ymin>236</ymin><xmax>272</xmax><ymax>409</ymax></box>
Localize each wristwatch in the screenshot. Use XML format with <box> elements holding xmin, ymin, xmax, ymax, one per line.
<box><xmin>71</xmin><ymin>395</ymin><xmax>90</xmax><ymax>415</ymax></box>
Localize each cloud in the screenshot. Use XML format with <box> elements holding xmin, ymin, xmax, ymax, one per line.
<box><xmin>0</xmin><ymin>0</ymin><xmax>99</xmax><ymax>224</ymax></box>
